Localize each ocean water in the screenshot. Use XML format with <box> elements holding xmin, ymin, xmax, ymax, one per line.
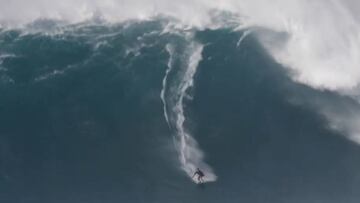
<box><xmin>1</xmin><ymin>17</ymin><xmax>360</xmax><ymax>203</ymax></box>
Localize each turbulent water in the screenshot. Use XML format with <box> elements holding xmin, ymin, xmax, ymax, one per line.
<box><xmin>1</xmin><ymin>1</ymin><xmax>360</xmax><ymax>203</ymax></box>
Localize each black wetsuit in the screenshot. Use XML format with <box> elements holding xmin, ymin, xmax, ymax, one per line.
<box><xmin>194</xmin><ymin>169</ymin><xmax>204</xmax><ymax>182</ymax></box>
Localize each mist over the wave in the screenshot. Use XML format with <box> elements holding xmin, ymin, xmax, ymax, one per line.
<box><xmin>2</xmin><ymin>0</ymin><xmax>360</xmax><ymax>89</ymax></box>
<box><xmin>1</xmin><ymin>0</ymin><xmax>359</xmax><ymax>86</ymax></box>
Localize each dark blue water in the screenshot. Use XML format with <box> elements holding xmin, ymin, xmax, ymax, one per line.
<box><xmin>1</xmin><ymin>20</ymin><xmax>360</xmax><ymax>203</ymax></box>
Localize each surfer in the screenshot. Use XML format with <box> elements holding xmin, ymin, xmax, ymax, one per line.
<box><xmin>192</xmin><ymin>168</ymin><xmax>205</xmax><ymax>183</ymax></box>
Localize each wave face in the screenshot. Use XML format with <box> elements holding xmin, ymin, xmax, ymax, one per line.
<box><xmin>1</xmin><ymin>17</ymin><xmax>360</xmax><ymax>203</ymax></box>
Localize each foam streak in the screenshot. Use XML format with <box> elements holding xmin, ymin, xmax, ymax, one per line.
<box><xmin>162</xmin><ymin>40</ymin><xmax>217</xmax><ymax>183</ymax></box>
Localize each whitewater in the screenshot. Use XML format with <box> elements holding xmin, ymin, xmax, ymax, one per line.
<box><xmin>1</xmin><ymin>1</ymin><xmax>360</xmax><ymax>202</ymax></box>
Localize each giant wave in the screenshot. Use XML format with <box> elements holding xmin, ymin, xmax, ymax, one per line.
<box><xmin>1</xmin><ymin>1</ymin><xmax>360</xmax><ymax>202</ymax></box>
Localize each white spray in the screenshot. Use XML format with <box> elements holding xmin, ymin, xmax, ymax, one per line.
<box><xmin>161</xmin><ymin>38</ymin><xmax>217</xmax><ymax>183</ymax></box>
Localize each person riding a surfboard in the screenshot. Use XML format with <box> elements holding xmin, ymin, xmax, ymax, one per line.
<box><xmin>192</xmin><ymin>168</ymin><xmax>205</xmax><ymax>183</ymax></box>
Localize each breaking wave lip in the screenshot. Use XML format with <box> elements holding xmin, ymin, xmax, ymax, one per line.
<box><xmin>1</xmin><ymin>0</ymin><xmax>360</xmax><ymax>92</ymax></box>
<box><xmin>161</xmin><ymin>37</ymin><xmax>217</xmax><ymax>183</ymax></box>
